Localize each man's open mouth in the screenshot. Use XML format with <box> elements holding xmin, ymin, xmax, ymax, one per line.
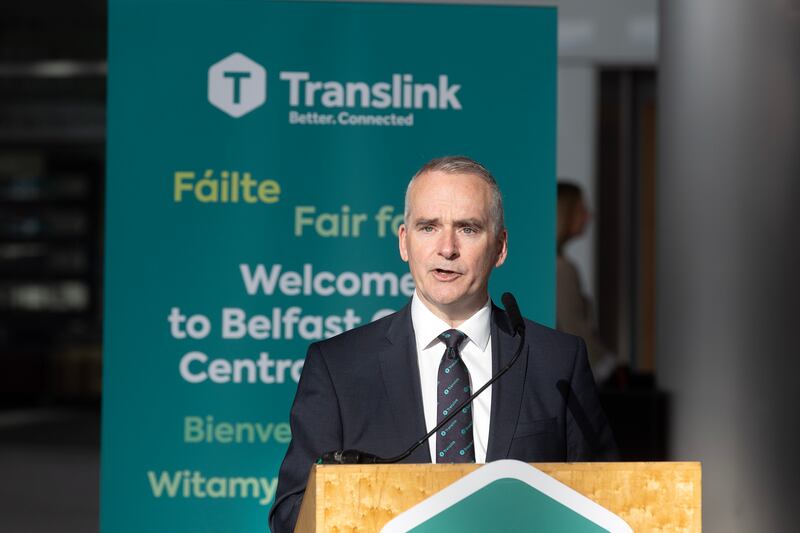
<box><xmin>432</xmin><ymin>268</ymin><xmax>461</xmax><ymax>280</ymax></box>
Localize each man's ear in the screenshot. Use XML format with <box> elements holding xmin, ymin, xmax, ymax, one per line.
<box><xmin>398</xmin><ymin>224</ymin><xmax>409</xmax><ymax>262</ymax></box>
<box><xmin>494</xmin><ymin>229</ymin><xmax>508</xmax><ymax>267</ymax></box>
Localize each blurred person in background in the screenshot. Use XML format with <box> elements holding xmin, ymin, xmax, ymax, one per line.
<box><xmin>556</xmin><ymin>181</ymin><xmax>617</xmax><ymax>384</ymax></box>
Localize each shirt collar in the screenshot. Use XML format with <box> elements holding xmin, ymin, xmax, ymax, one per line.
<box><xmin>410</xmin><ymin>291</ymin><xmax>492</xmax><ymax>351</ymax></box>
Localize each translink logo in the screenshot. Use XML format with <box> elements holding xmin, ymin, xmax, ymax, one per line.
<box><xmin>207</xmin><ymin>52</ymin><xmax>463</xmax><ymax>122</ymax></box>
<box><xmin>279</xmin><ymin>72</ymin><xmax>462</xmax><ymax>110</ymax></box>
<box><xmin>208</xmin><ymin>53</ymin><xmax>267</xmax><ymax>118</ymax></box>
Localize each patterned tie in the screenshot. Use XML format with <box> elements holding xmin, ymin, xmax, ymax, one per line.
<box><xmin>436</xmin><ymin>329</ymin><xmax>475</xmax><ymax>463</ymax></box>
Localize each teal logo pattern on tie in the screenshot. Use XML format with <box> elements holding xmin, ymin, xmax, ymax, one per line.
<box><xmin>436</xmin><ymin>329</ymin><xmax>474</xmax><ymax>462</ymax></box>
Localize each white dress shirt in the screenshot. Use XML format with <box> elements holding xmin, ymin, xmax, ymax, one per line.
<box><xmin>410</xmin><ymin>292</ymin><xmax>493</xmax><ymax>463</ymax></box>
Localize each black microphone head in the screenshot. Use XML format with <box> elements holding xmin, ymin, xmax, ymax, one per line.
<box><xmin>501</xmin><ymin>292</ymin><xmax>525</xmax><ymax>336</ymax></box>
<box><xmin>317</xmin><ymin>449</ymin><xmax>380</xmax><ymax>464</ymax></box>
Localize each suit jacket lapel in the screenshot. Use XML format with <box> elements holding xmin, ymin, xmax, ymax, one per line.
<box><xmin>486</xmin><ymin>304</ymin><xmax>529</xmax><ymax>461</ymax></box>
<box><xmin>377</xmin><ymin>303</ymin><xmax>431</xmax><ymax>463</ymax></box>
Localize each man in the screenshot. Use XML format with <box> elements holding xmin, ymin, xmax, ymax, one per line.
<box><xmin>269</xmin><ymin>156</ymin><xmax>616</xmax><ymax>532</ymax></box>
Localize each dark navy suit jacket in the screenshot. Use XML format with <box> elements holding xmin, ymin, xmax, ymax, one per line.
<box><xmin>268</xmin><ymin>303</ymin><xmax>617</xmax><ymax>532</ymax></box>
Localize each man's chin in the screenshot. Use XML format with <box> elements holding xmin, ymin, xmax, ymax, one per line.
<box><xmin>420</xmin><ymin>290</ymin><xmax>482</xmax><ymax>314</ymax></box>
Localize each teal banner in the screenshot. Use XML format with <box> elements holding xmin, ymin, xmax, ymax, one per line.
<box><xmin>102</xmin><ymin>1</ymin><xmax>556</xmax><ymax>531</ymax></box>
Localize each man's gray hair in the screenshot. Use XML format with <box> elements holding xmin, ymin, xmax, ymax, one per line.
<box><xmin>404</xmin><ymin>155</ymin><xmax>505</xmax><ymax>235</ymax></box>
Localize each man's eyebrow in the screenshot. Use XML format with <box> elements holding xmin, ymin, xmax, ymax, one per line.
<box><xmin>454</xmin><ymin>218</ymin><xmax>486</xmax><ymax>228</ymax></box>
<box><xmin>414</xmin><ymin>217</ymin><xmax>440</xmax><ymax>226</ymax></box>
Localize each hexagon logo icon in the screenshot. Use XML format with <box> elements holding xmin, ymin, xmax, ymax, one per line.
<box><xmin>208</xmin><ymin>53</ymin><xmax>266</xmax><ymax>118</ymax></box>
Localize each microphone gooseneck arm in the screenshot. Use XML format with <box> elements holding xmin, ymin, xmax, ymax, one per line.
<box><xmin>317</xmin><ymin>292</ymin><xmax>526</xmax><ymax>465</ymax></box>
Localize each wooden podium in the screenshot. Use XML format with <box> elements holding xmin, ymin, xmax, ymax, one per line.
<box><xmin>295</xmin><ymin>462</ymin><xmax>701</xmax><ymax>532</ymax></box>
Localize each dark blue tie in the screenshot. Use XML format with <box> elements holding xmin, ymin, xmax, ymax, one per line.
<box><xmin>436</xmin><ymin>329</ymin><xmax>475</xmax><ymax>463</ymax></box>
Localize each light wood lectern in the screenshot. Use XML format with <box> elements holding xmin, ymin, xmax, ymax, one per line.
<box><xmin>294</xmin><ymin>462</ymin><xmax>701</xmax><ymax>532</ymax></box>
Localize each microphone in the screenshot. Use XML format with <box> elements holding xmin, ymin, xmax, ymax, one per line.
<box><xmin>317</xmin><ymin>449</ymin><xmax>380</xmax><ymax>465</ymax></box>
<box><xmin>318</xmin><ymin>292</ymin><xmax>527</xmax><ymax>464</ymax></box>
<box><xmin>502</xmin><ymin>292</ymin><xmax>524</xmax><ymax>336</ymax></box>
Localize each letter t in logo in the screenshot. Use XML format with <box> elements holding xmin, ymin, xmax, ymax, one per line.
<box><xmin>223</xmin><ymin>71</ymin><xmax>251</xmax><ymax>104</ymax></box>
<box><xmin>208</xmin><ymin>53</ymin><xmax>267</xmax><ymax>118</ymax></box>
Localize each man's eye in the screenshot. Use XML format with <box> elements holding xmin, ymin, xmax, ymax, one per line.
<box><xmin>462</xmin><ymin>226</ymin><xmax>477</xmax><ymax>234</ymax></box>
<box><xmin>421</xmin><ymin>225</ymin><xmax>434</xmax><ymax>233</ymax></box>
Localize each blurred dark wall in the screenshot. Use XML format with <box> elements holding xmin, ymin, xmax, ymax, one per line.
<box><xmin>0</xmin><ymin>0</ymin><xmax>106</xmax><ymax>406</ymax></box>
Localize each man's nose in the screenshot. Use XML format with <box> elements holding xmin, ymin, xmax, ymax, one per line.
<box><xmin>437</xmin><ymin>229</ymin><xmax>459</xmax><ymax>259</ymax></box>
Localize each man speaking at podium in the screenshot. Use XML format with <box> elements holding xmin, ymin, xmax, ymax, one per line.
<box><xmin>269</xmin><ymin>156</ymin><xmax>617</xmax><ymax>532</ymax></box>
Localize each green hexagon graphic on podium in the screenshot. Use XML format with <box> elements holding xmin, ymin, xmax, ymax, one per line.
<box><xmin>382</xmin><ymin>460</ymin><xmax>632</xmax><ymax>533</ymax></box>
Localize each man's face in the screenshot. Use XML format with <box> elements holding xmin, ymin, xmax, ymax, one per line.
<box><xmin>399</xmin><ymin>170</ymin><xmax>508</xmax><ymax>324</ymax></box>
